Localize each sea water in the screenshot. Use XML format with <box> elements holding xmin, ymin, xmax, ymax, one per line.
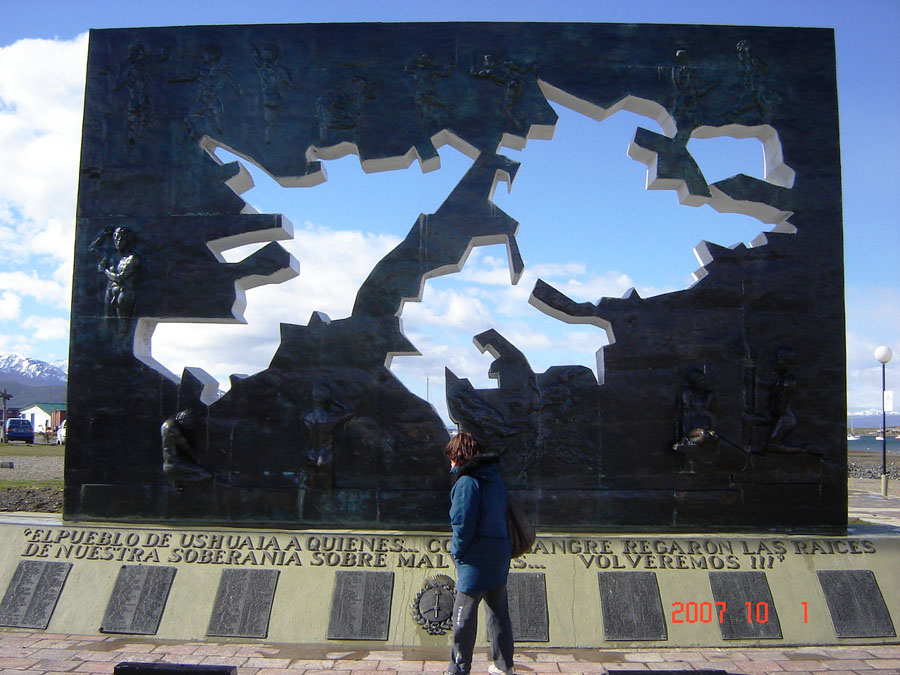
<box><xmin>847</xmin><ymin>435</ymin><xmax>900</xmax><ymax>454</ymax></box>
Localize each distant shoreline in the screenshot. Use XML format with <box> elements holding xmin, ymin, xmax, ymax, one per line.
<box><xmin>849</xmin><ymin>449</ymin><xmax>897</xmax><ymax>463</ymax></box>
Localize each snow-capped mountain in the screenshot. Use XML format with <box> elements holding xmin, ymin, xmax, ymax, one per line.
<box><xmin>0</xmin><ymin>353</ymin><xmax>68</xmax><ymax>385</ymax></box>
<box><xmin>849</xmin><ymin>409</ymin><xmax>899</xmax><ymax>418</ymax></box>
<box><xmin>848</xmin><ymin>409</ymin><xmax>900</xmax><ymax>429</ymax></box>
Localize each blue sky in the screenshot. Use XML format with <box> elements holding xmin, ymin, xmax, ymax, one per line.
<box><xmin>0</xmin><ymin>0</ymin><xmax>897</xmax><ymax>423</ymax></box>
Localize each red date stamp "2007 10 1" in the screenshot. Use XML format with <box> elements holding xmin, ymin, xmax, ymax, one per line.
<box><xmin>671</xmin><ymin>601</ymin><xmax>810</xmax><ymax>624</ymax></box>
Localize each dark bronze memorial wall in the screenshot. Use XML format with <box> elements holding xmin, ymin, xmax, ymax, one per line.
<box><xmin>66</xmin><ymin>22</ymin><xmax>846</xmax><ymax>531</ymax></box>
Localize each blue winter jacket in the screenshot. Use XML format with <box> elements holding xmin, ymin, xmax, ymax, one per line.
<box><xmin>449</xmin><ymin>453</ymin><xmax>511</xmax><ymax>594</ymax></box>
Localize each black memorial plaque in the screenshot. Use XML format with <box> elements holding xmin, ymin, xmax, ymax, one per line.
<box><xmin>207</xmin><ymin>569</ymin><xmax>279</xmax><ymax>638</ymax></box>
<box><xmin>610</xmin><ymin>672</ymin><xmax>728</xmax><ymax>675</ymax></box>
<box><xmin>708</xmin><ymin>571</ymin><xmax>782</xmax><ymax>640</ymax></box>
<box><xmin>508</xmin><ymin>573</ymin><xmax>549</xmax><ymax>642</ymax></box>
<box><xmin>817</xmin><ymin>570</ymin><xmax>896</xmax><ymax>638</ymax></box>
<box><xmin>116</xmin><ymin>665</ymin><xmax>236</xmax><ymax>675</ymax></box>
<box><xmin>326</xmin><ymin>571</ymin><xmax>393</xmax><ymax>640</ymax></box>
<box><xmin>100</xmin><ymin>565</ymin><xmax>176</xmax><ymax>635</ymax></box>
<box><xmin>597</xmin><ymin>572</ymin><xmax>667</xmax><ymax>641</ymax></box>
<box><xmin>0</xmin><ymin>561</ymin><xmax>72</xmax><ymax>629</ymax></box>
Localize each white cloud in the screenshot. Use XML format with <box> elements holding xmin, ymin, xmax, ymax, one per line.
<box><xmin>0</xmin><ymin>34</ymin><xmax>84</xmax><ymax>363</ymax></box>
<box><xmin>23</xmin><ymin>315</ymin><xmax>69</xmax><ymax>340</ymax></box>
<box><xmin>150</xmin><ymin>224</ymin><xmax>401</xmax><ymax>385</ymax></box>
<box><xmin>455</xmin><ymin>250</ymin><xmax>519</xmax><ymax>286</ymax></box>
<box><xmin>30</xmin><ymin>216</ymin><xmax>78</xmax><ymax>265</ymax></box>
<box><xmin>402</xmin><ymin>287</ymin><xmax>494</xmax><ymax>329</ymax></box>
<box><xmin>0</xmin><ymin>272</ymin><xmax>69</xmax><ymax>308</ymax></box>
<box><xmin>847</xmin><ymin>329</ymin><xmax>900</xmax><ymax>412</ymax></box>
<box><xmin>0</xmin><ymin>332</ymin><xmax>31</xmax><ymax>356</ymax></box>
<box><xmin>529</xmin><ymin>261</ymin><xmax>587</xmax><ymax>278</ymax></box>
<box><xmin>0</xmin><ymin>34</ymin><xmax>86</xmax><ymax>260</ymax></box>
<box><xmin>845</xmin><ymin>285</ymin><xmax>900</xmax><ymax>411</ymax></box>
<box><xmin>0</xmin><ymin>291</ymin><xmax>21</xmax><ymax>320</ymax></box>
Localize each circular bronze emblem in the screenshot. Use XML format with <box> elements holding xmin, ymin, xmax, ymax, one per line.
<box><xmin>411</xmin><ymin>574</ymin><xmax>456</xmax><ymax>635</ymax></box>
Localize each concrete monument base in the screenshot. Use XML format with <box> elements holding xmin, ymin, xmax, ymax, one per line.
<box><xmin>1</xmin><ymin>514</ymin><xmax>897</xmax><ymax>648</ymax></box>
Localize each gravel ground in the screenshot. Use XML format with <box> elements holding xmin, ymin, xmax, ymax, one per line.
<box><xmin>0</xmin><ymin>454</ymin><xmax>64</xmax><ymax>481</ymax></box>
<box><xmin>848</xmin><ymin>461</ymin><xmax>900</xmax><ymax>479</ymax></box>
<box><xmin>0</xmin><ymin>454</ymin><xmax>64</xmax><ymax>512</ymax></box>
<box><xmin>0</xmin><ymin>486</ymin><xmax>62</xmax><ymax>512</ymax></box>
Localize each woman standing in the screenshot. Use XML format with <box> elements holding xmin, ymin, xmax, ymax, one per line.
<box><xmin>444</xmin><ymin>432</ymin><xmax>515</xmax><ymax>675</ymax></box>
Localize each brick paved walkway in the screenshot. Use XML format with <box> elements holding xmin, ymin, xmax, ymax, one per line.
<box><xmin>1</xmin><ymin>632</ymin><xmax>899</xmax><ymax>674</ymax></box>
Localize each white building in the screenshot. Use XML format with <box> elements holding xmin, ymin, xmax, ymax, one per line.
<box><xmin>19</xmin><ymin>403</ymin><xmax>67</xmax><ymax>433</ymax></box>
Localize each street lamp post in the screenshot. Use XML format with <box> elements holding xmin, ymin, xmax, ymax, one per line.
<box><xmin>874</xmin><ymin>345</ymin><xmax>893</xmax><ymax>497</ymax></box>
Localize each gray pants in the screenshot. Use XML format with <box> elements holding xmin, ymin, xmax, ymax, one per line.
<box><xmin>448</xmin><ymin>584</ymin><xmax>514</xmax><ymax>674</ymax></box>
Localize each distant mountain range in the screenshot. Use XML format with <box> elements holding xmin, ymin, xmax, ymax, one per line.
<box><xmin>0</xmin><ymin>353</ymin><xmax>67</xmax><ymax>408</ymax></box>
<box><xmin>848</xmin><ymin>409</ymin><xmax>900</xmax><ymax>429</ymax></box>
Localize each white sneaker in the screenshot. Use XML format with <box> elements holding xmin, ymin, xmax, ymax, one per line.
<box><xmin>488</xmin><ymin>665</ymin><xmax>515</xmax><ymax>675</ymax></box>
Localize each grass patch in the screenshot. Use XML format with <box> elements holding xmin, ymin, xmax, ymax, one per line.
<box><xmin>0</xmin><ymin>444</ymin><xmax>65</xmax><ymax>457</ymax></box>
<box><xmin>0</xmin><ymin>478</ymin><xmax>64</xmax><ymax>489</ymax></box>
